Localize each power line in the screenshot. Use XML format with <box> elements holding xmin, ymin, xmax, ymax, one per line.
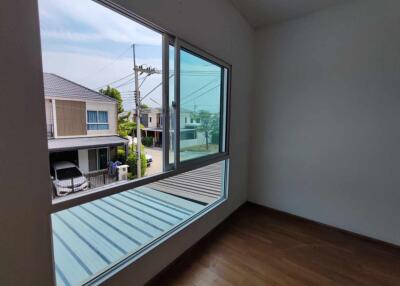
<box><xmin>122</xmin><ymin>76</ymin><xmax>219</xmax><ymax>104</ymax></box>
<box><xmin>78</xmin><ymin>45</ymin><xmax>132</xmax><ymax>82</ymax></box>
<box><xmin>181</xmin><ymin>78</ymin><xmax>219</xmax><ymax>101</ymax></box>
<box><xmin>95</xmin><ymin>73</ymin><xmax>134</xmax><ymax>90</ymax></box>
<box><xmin>181</xmin><ymin>85</ymin><xmax>220</xmax><ymax>105</ymax></box>
<box><xmin>113</xmin><ymin>78</ymin><xmax>135</xmax><ymax>89</ymax></box>
<box><xmin>140</xmin><ymin>74</ymin><xmax>174</xmax><ymax>101</ymax></box>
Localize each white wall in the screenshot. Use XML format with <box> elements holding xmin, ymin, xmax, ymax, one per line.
<box><xmin>0</xmin><ymin>1</ymin><xmax>54</xmax><ymax>285</ymax></box>
<box><xmin>180</xmin><ymin>132</ymin><xmax>206</xmax><ymax>149</ymax></box>
<box><xmin>78</xmin><ymin>149</ymin><xmax>89</xmax><ymax>173</ymax></box>
<box><xmin>86</xmin><ymin>101</ymin><xmax>118</xmax><ymax>136</ymax></box>
<box><xmin>0</xmin><ymin>0</ymin><xmax>254</xmax><ymax>285</ymax></box>
<box><xmin>104</xmin><ymin>1</ymin><xmax>253</xmax><ymax>285</ymax></box>
<box><xmin>250</xmin><ymin>0</ymin><xmax>400</xmax><ymax>246</ymax></box>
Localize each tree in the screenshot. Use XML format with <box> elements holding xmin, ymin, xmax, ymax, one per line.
<box><xmin>140</xmin><ymin>103</ymin><xmax>149</xmax><ymax>109</ymax></box>
<box><xmin>100</xmin><ymin>86</ymin><xmax>124</xmax><ymax>114</ymax></box>
<box><xmin>191</xmin><ymin>110</ymin><xmax>219</xmax><ymax>150</ymax></box>
<box><xmin>118</xmin><ymin>113</ymin><xmax>135</xmax><ymax>138</ymax></box>
<box><xmin>126</xmin><ymin>145</ymin><xmax>147</xmax><ymax>178</ymax></box>
<box><xmin>99</xmin><ymin>86</ymin><xmax>140</xmax><ymax>138</ymax></box>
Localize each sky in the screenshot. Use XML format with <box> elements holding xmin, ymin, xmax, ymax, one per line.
<box><xmin>38</xmin><ymin>0</ymin><xmax>222</xmax><ymax>113</ymax></box>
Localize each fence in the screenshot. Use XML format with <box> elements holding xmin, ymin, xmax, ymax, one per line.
<box><xmin>84</xmin><ymin>169</ymin><xmax>117</xmax><ymax>189</ymax></box>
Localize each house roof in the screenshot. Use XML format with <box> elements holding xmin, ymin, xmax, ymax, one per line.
<box><xmin>130</xmin><ymin>107</ymin><xmax>193</xmax><ymax>115</ymax></box>
<box><xmin>43</xmin><ymin>73</ymin><xmax>116</xmax><ymax>103</ymax></box>
<box><xmin>131</xmin><ymin>107</ymin><xmax>162</xmax><ymax>115</ymax></box>
<box><xmin>52</xmin><ymin>187</ymin><xmax>204</xmax><ymax>286</ymax></box>
<box><xmin>48</xmin><ymin>136</ymin><xmax>128</xmax><ymax>152</ymax></box>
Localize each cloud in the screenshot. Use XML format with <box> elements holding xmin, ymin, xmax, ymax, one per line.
<box><xmin>41</xmin><ymin>30</ymin><xmax>104</xmax><ymax>42</ymax></box>
<box><xmin>38</xmin><ymin>0</ymin><xmax>161</xmax><ymax>46</ymax></box>
<box><xmin>38</xmin><ymin>0</ymin><xmax>164</xmax><ymax>110</ymax></box>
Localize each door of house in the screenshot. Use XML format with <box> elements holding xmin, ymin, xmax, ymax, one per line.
<box><xmin>88</xmin><ymin>149</ymin><xmax>97</xmax><ymax>172</ymax></box>
<box><xmin>98</xmin><ymin>148</ymin><xmax>108</xmax><ymax>169</ymax></box>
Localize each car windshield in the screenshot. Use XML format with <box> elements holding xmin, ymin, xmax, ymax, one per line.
<box><xmin>56</xmin><ymin>167</ymin><xmax>82</xmax><ymax>180</ymax></box>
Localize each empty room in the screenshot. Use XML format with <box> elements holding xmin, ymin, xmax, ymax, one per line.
<box><xmin>1</xmin><ymin>0</ymin><xmax>400</xmax><ymax>285</ymax></box>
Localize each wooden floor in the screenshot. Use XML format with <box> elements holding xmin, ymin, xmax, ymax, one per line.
<box><xmin>148</xmin><ymin>203</ymin><xmax>400</xmax><ymax>286</ymax></box>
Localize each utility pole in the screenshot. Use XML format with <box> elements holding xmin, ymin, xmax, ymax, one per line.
<box><xmin>132</xmin><ymin>44</ymin><xmax>160</xmax><ymax>178</ymax></box>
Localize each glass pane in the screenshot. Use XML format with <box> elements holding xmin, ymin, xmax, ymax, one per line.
<box><xmin>98</xmin><ymin>148</ymin><xmax>108</xmax><ymax>169</ymax></box>
<box><xmin>87</xmin><ymin>111</ymin><xmax>97</xmax><ymax>123</ymax></box>
<box><xmin>87</xmin><ymin>124</ymin><xmax>98</xmax><ymax>130</ymax></box>
<box><xmin>51</xmin><ymin>161</ymin><xmax>227</xmax><ymax>285</ymax></box>
<box><xmin>97</xmin><ymin>124</ymin><xmax>109</xmax><ymax>130</ymax></box>
<box><xmin>88</xmin><ymin>149</ymin><xmax>97</xmax><ymax>172</ymax></box>
<box><xmin>179</xmin><ymin>49</ymin><xmax>225</xmax><ymax>161</ymax></box>
<box><xmin>98</xmin><ymin>111</ymin><xmax>108</xmax><ymax>123</ymax></box>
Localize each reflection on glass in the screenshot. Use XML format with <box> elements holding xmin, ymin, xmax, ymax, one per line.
<box><xmin>179</xmin><ymin>49</ymin><xmax>225</xmax><ymax>161</ymax></box>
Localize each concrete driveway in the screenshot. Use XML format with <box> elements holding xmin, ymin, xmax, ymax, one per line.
<box><xmin>144</xmin><ymin>147</ymin><xmax>162</xmax><ymax>176</ymax></box>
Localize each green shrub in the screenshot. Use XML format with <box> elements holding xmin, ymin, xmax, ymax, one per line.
<box><xmin>142</xmin><ymin>136</ymin><xmax>153</xmax><ymax>147</ymax></box>
<box><xmin>126</xmin><ymin>150</ymin><xmax>147</xmax><ymax>178</ymax></box>
<box><xmin>117</xmin><ymin>148</ymin><xmax>126</xmax><ymax>163</ymax></box>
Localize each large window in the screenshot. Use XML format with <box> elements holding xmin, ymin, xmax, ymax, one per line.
<box><xmin>87</xmin><ymin>111</ymin><xmax>109</xmax><ymax>130</ymax></box>
<box><xmin>38</xmin><ymin>0</ymin><xmax>230</xmax><ymax>284</ymax></box>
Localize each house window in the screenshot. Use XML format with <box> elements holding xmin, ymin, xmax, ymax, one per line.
<box><xmin>38</xmin><ymin>0</ymin><xmax>230</xmax><ymax>284</ymax></box>
<box><xmin>87</xmin><ymin>110</ymin><xmax>109</xmax><ymax>130</ymax></box>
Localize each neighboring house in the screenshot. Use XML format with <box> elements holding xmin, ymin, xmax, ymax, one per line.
<box><xmin>131</xmin><ymin>107</ymin><xmax>206</xmax><ymax>148</ymax></box>
<box><xmin>142</xmin><ymin>108</ymin><xmax>163</xmax><ymax>146</ymax></box>
<box><xmin>44</xmin><ymin>73</ymin><xmax>128</xmax><ymax>174</ymax></box>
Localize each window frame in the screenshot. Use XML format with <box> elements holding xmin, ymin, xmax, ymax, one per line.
<box><xmin>87</xmin><ymin>110</ymin><xmax>110</xmax><ymax>130</ymax></box>
<box><xmin>44</xmin><ymin>0</ymin><xmax>232</xmax><ymax>284</ymax></box>
<box><xmin>175</xmin><ymin>39</ymin><xmax>231</xmax><ymax>169</ymax></box>
<box><xmin>49</xmin><ymin>0</ymin><xmax>232</xmax><ymax>218</ymax></box>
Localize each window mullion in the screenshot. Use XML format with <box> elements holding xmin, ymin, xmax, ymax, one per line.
<box><xmin>162</xmin><ymin>34</ymin><xmax>170</xmax><ymax>171</ymax></box>
<box><xmin>174</xmin><ymin>37</ymin><xmax>181</xmax><ymax>168</ymax></box>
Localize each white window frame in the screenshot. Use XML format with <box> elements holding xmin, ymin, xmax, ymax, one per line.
<box><xmin>87</xmin><ymin>110</ymin><xmax>110</xmax><ymax>130</ymax></box>
<box><xmin>51</xmin><ymin>9</ymin><xmax>231</xmax><ymax>212</ymax></box>
<box><xmin>45</xmin><ymin>0</ymin><xmax>232</xmax><ymax>284</ymax></box>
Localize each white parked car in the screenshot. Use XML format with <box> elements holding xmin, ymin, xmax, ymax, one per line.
<box><xmin>51</xmin><ymin>161</ymin><xmax>89</xmax><ymax>196</ymax></box>
<box><xmin>145</xmin><ymin>153</ymin><xmax>153</xmax><ymax>166</ymax></box>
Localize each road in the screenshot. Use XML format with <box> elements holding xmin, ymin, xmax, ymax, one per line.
<box><xmin>144</xmin><ymin>147</ymin><xmax>162</xmax><ymax>176</ymax></box>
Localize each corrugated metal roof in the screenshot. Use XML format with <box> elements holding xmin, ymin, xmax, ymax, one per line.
<box><xmin>149</xmin><ymin>162</ymin><xmax>223</xmax><ymax>204</ymax></box>
<box><xmin>52</xmin><ymin>187</ymin><xmax>205</xmax><ymax>286</ymax></box>
<box><xmin>43</xmin><ymin>73</ymin><xmax>116</xmax><ymax>103</ymax></box>
<box><xmin>48</xmin><ymin>136</ymin><xmax>128</xmax><ymax>152</ymax></box>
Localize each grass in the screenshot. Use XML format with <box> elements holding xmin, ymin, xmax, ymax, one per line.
<box><xmin>180</xmin><ymin>144</ymin><xmax>219</xmax><ymax>153</ymax></box>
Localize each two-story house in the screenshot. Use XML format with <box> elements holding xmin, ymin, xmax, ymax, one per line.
<box><xmin>141</xmin><ymin>108</ymin><xmax>163</xmax><ymax>146</ymax></box>
<box><xmin>44</xmin><ymin>73</ymin><xmax>128</xmax><ymax>174</ymax></box>
<box><xmin>131</xmin><ymin>107</ymin><xmax>202</xmax><ymax>147</ymax></box>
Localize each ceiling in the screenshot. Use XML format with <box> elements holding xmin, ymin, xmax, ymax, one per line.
<box><xmin>230</xmin><ymin>0</ymin><xmax>348</xmax><ymax>29</ymax></box>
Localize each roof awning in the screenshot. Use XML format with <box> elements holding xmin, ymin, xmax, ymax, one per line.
<box><xmin>48</xmin><ymin>136</ymin><xmax>128</xmax><ymax>152</ymax></box>
<box><xmin>142</xmin><ymin>127</ymin><xmax>162</xmax><ymax>132</ymax></box>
